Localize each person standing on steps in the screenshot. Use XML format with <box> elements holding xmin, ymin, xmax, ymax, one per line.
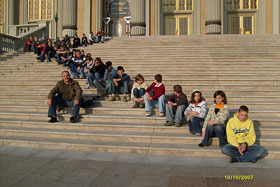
<box><xmin>47</xmin><ymin>71</ymin><xmax>83</xmax><ymax>123</ymax></box>
<box><xmin>222</xmin><ymin>105</ymin><xmax>266</xmax><ymax>163</ymax></box>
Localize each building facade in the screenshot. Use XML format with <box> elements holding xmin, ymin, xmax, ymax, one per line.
<box><xmin>0</xmin><ymin>0</ymin><xmax>279</xmax><ymax>39</ymax></box>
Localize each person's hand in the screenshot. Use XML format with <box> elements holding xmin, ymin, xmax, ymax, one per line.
<box><xmin>241</xmin><ymin>143</ymin><xmax>247</xmax><ymax>153</ymax></box>
<box><xmin>113</xmin><ymin>80</ymin><xmax>118</xmax><ymax>87</ymax></box>
<box><xmin>208</xmin><ymin>121</ymin><xmax>215</xmax><ymax>126</ymax></box>
<box><xmin>187</xmin><ymin>115</ymin><xmax>191</xmax><ymax>121</ymax></box>
<box><xmin>66</xmin><ymin>66</ymin><xmax>69</xmax><ymax>70</ymax></box>
<box><xmin>238</xmin><ymin>145</ymin><xmax>244</xmax><ymax>156</ymax></box>
<box><xmin>202</xmin><ymin>131</ymin><xmax>205</xmax><ymax>138</ymax></box>
<box><xmin>77</xmin><ymin>67</ymin><xmax>81</xmax><ymax>71</ymax></box>
<box><xmin>84</xmin><ymin>68</ymin><xmax>88</xmax><ymax>73</ymax></box>
<box><xmin>74</xmin><ymin>100</ymin><xmax>79</xmax><ymax>106</ymax></box>
<box><xmin>47</xmin><ymin>99</ymin><xmax>52</xmax><ymax>106</ymax></box>
<box><xmin>192</xmin><ymin>111</ymin><xmax>199</xmax><ymax>115</ymax></box>
<box><xmin>167</xmin><ymin>101</ymin><xmax>173</xmax><ymax>108</ymax></box>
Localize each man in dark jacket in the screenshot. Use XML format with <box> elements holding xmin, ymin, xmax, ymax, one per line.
<box><xmin>164</xmin><ymin>85</ymin><xmax>188</xmax><ymax>127</ymax></box>
<box><xmin>47</xmin><ymin>71</ymin><xmax>83</xmax><ymax>123</ymax></box>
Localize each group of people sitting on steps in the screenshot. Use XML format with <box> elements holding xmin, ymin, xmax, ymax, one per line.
<box><xmin>24</xmin><ymin>29</ymin><xmax>105</xmax><ymax>63</ymax></box>
<box><xmin>47</xmin><ymin>71</ymin><xmax>266</xmax><ymax>164</ymax></box>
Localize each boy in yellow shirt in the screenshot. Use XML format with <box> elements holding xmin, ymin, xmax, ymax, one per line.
<box><xmin>222</xmin><ymin>105</ymin><xmax>266</xmax><ymax>163</ymax></box>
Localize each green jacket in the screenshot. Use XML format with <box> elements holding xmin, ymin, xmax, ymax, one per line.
<box><xmin>48</xmin><ymin>79</ymin><xmax>83</xmax><ymax>101</ymax></box>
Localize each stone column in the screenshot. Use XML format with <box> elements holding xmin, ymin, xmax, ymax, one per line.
<box><xmin>272</xmin><ymin>0</ymin><xmax>279</xmax><ymax>34</ymax></box>
<box><xmin>21</xmin><ymin>0</ymin><xmax>28</xmax><ymax>24</ymax></box>
<box><xmin>62</xmin><ymin>0</ymin><xmax>77</xmax><ymax>37</ymax></box>
<box><xmin>84</xmin><ymin>0</ymin><xmax>91</xmax><ymax>36</ymax></box>
<box><xmin>58</xmin><ymin>0</ymin><xmax>63</xmax><ymax>38</ymax></box>
<box><xmin>95</xmin><ymin>0</ymin><xmax>103</xmax><ymax>32</ymax></box>
<box><xmin>8</xmin><ymin>0</ymin><xmax>16</xmax><ymax>25</ymax></box>
<box><xmin>145</xmin><ymin>0</ymin><xmax>150</xmax><ymax>36</ymax></box>
<box><xmin>205</xmin><ymin>0</ymin><xmax>221</xmax><ymax>34</ymax></box>
<box><xmin>131</xmin><ymin>0</ymin><xmax>145</xmax><ymax>36</ymax></box>
<box><xmin>154</xmin><ymin>0</ymin><xmax>161</xmax><ymax>35</ymax></box>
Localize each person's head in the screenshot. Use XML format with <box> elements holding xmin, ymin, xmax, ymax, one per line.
<box><xmin>117</xmin><ymin>66</ymin><xmax>125</xmax><ymax>77</ymax></box>
<box><xmin>74</xmin><ymin>34</ymin><xmax>78</xmax><ymax>38</ymax></box>
<box><xmin>65</xmin><ymin>34</ymin><xmax>68</xmax><ymax>38</ymax></box>
<box><xmin>95</xmin><ymin>57</ymin><xmax>103</xmax><ymax>66</ymax></box>
<box><xmin>72</xmin><ymin>49</ymin><xmax>76</xmax><ymax>56</ymax></box>
<box><xmin>90</xmin><ymin>31</ymin><xmax>93</xmax><ymax>35</ymax></box>
<box><xmin>99</xmin><ymin>28</ymin><xmax>103</xmax><ymax>32</ymax></box>
<box><xmin>43</xmin><ymin>42</ymin><xmax>47</xmax><ymax>47</ymax></box>
<box><xmin>83</xmin><ymin>33</ymin><xmax>86</xmax><ymax>37</ymax></box>
<box><xmin>61</xmin><ymin>71</ymin><xmax>70</xmax><ymax>83</ymax></box>
<box><xmin>53</xmin><ymin>45</ymin><xmax>58</xmax><ymax>50</ymax></box>
<box><xmin>34</xmin><ymin>36</ymin><xmax>38</xmax><ymax>41</ymax></box>
<box><xmin>76</xmin><ymin>50</ymin><xmax>81</xmax><ymax>58</ymax></box>
<box><xmin>29</xmin><ymin>36</ymin><xmax>33</xmax><ymax>40</ymax></box>
<box><xmin>86</xmin><ymin>53</ymin><xmax>91</xmax><ymax>58</ymax></box>
<box><xmin>60</xmin><ymin>46</ymin><xmax>65</xmax><ymax>51</ymax></box>
<box><xmin>66</xmin><ymin>47</ymin><xmax>70</xmax><ymax>53</ymax></box>
<box><xmin>238</xmin><ymin>105</ymin><xmax>249</xmax><ymax>122</ymax></box>
<box><xmin>48</xmin><ymin>41</ymin><xmax>52</xmax><ymax>46</ymax></box>
<box><xmin>154</xmin><ymin>74</ymin><xmax>162</xmax><ymax>84</ymax></box>
<box><xmin>105</xmin><ymin>61</ymin><xmax>113</xmax><ymax>71</ymax></box>
<box><xmin>81</xmin><ymin>50</ymin><xmax>85</xmax><ymax>56</ymax></box>
<box><xmin>86</xmin><ymin>56</ymin><xmax>93</xmax><ymax>64</ymax></box>
<box><xmin>135</xmin><ymin>74</ymin><xmax>144</xmax><ymax>85</ymax></box>
<box><xmin>191</xmin><ymin>89</ymin><xmax>203</xmax><ymax>104</ymax></box>
<box><xmin>173</xmin><ymin>85</ymin><xmax>182</xmax><ymax>96</ymax></box>
<box><xmin>57</xmin><ymin>37</ymin><xmax>60</xmax><ymax>41</ymax></box>
<box><xmin>214</xmin><ymin>90</ymin><xmax>227</xmax><ymax>104</ymax></box>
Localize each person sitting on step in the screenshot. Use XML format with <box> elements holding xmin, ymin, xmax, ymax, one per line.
<box><xmin>144</xmin><ymin>74</ymin><xmax>165</xmax><ymax>117</ymax></box>
<box><xmin>47</xmin><ymin>71</ymin><xmax>83</xmax><ymax>123</ymax></box>
<box><xmin>81</xmin><ymin>33</ymin><xmax>88</xmax><ymax>47</ymax></box>
<box><xmin>84</xmin><ymin>56</ymin><xmax>95</xmax><ymax>89</ymax></box>
<box><xmin>222</xmin><ymin>105</ymin><xmax>266</xmax><ymax>163</ymax></box>
<box><xmin>131</xmin><ymin>74</ymin><xmax>147</xmax><ymax>108</ymax></box>
<box><xmin>94</xmin><ymin>61</ymin><xmax>117</xmax><ymax>101</ymax></box>
<box><xmin>185</xmin><ymin>89</ymin><xmax>208</xmax><ymax>136</ymax></box>
<box><xmin>24</xmin><ymin>36</ymin><xmax>33</xmax><ymax>52</ymax></box>
<box><xmin>164</xmin><ymin>85</ymin><xmax>188</xmax><ymax>127</ymax></box>
<box><xmin>198</xmin><ymin>90</ymin><xmax>229</xmax><ymax>148</ymax></box>
<box><xmin>66</xmin><ymin>50</ymin><xmax>86</xmax><ymax>79</ymax></box>
<box><xmin>73</xmin><ymin>34</ymin><xmax>81</xmax><ymax>48</ymax></box>
<box><xmin>112</xmin><ymin>66</ymin><xmax>131</xmax><ymax>102</ymax></box>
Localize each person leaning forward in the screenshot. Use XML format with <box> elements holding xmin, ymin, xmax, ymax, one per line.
<box><xmin>47</xmin><ymin>71</ymin><xmax>83</xmax><ymax>123</ymax></box>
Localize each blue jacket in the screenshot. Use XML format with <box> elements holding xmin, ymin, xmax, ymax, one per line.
<box><xmin>103</xmin><ymin>68</ymin><xmax>117</xmax><ymax>82</ymax></box>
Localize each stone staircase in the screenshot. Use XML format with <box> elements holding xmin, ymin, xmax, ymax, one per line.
<box><xmin>1</xmin><ymin>35</ymin><xmax>280</xmax><ymax>160</ymax></box>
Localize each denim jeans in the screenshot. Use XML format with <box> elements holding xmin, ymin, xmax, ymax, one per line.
<box><xmin>166</xmin><ymin>105</ymin><xmax>186</xmax><ymax>123</ymax></box>
<box><xmin>48</xmin><ymin>96</ymin><xmax>81</xmax><ymax>117</ymax></box>
<box><xmin>86</xmin><ymin>72</ymin><xmax>95</xmax><ymax>86</ymax></box>
<box><xmin>133</xmin><ymin>88</ymin><xmax>145</xmax><ymax>98</ymax></box>
<box><xmin>69</xmin><ymin>63</ymin><xmax>85</xmax><ymax>77</ymax></box>
<box><xmin>40</xmin><ymin>52</ymin><xmax>52</xmax><ymax>62</ymax></box>
<box><xmin>55</xmin><ymin>54</ymin><xmax>63</xmax><ymax>63</ymax></box>
<box><xmin>201</xmin><ymin>124</ymin><xmax>227</xmax><ymax>147</ymax></box>
<box><xmin>115</xmin><ymin>81</ymin><xmax>129</xmax><ymax>94</ymax></box>
<box><xmin>96</xmin><ymin>36</ymin><xmax>104</xmax><ymax>42</ymax></box>
<box><xmin>222</xmin><ymin>144</ymin><xmax>266</xmax><ymax>162</ymax></box>
<box><xmin>144</xmin><ymin>94</ymin><xmax>165</xmax><ymax>113</ymax></box>
<box><xmin>94</xmin><ymin>80</ymin><xmax>114</xmax><ymax>95</ymax></box>
<box><xmin>185</xmin><ymin>114</ymin><xmax>204</xmax><ymax>134</ymax></box>
<box><xmin>32</xmin><ymin>45</ymin><xmax>37</xmax><ymax>54</ymax></box>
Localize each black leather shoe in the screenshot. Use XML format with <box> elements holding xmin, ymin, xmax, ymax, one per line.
<box><xmin>48</xmin><ymin>117</ymin><xmax>57</xmax><ymax>123</ymax></box>
<box><xmin>230</xmin><ymin>157</ymin><xmax>238</xmax><ymax>163</ymax></box>
<box><xmin>198</xmin><ymin>143</ymin><xmax>205</xmax><ymax>147</ymax></box>
<box><xmin>70</xmin><ymin>116</ymin><xmax>78</xmax><ymax>123</ymax></box>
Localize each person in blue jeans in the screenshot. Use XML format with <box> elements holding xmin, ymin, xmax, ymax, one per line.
<box><xmin>131</xmin><ymin>74</ymin><xmax>147</xmax><ymax>108</ymax></box>
<box><xmin>47</xmin><ymin>71</ymin><xmax>83</xmax><ymax>123</ymax></box>
<box><xmin>66</xmin><ymin>50</ymin><xmax>86</xmax><ymax>79</ymax></box>
<box><xmin>222</xmin><ymin>105</ymin><xmax>266</xmax><ymax>163</ymax></box>
<box><xmin>144</xmin><ymin>74</ymin><xmax>165</xmax><ymax>117</ymax></box>
<box><xmin>185</xmin><ymin>89</ymin><xmax>208</xmax><ymax>135</ymax></box>
<box><xmin>112</xmin><ymin>66</ymin><xmax>131</xmax><ymax>102</ymax></box>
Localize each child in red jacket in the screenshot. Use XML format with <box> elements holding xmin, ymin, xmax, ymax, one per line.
<box><xmin>144</xmin><ymin>74</ymin><xmax>165</xmax><ymax>117</ymax></box>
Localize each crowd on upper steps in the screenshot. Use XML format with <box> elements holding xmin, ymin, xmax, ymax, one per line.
<box><xmin>25</xmin><ymin>33</ymin><xmax>267</xmax><ymax>164</ymax></box>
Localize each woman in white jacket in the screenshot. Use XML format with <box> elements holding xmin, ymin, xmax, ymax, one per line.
<box><xmin>185</xmin><ymin>90</ymin><xmax>208</xmax><ymax>136</ymax></box>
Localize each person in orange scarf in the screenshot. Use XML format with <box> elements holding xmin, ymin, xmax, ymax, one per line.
<box><xmin>198</xmin><ymin>90</ymin><xmax>230</xmax><ymax>147</ymax></box>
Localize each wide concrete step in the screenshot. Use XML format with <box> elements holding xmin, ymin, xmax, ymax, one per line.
<box><xmin>1</xmin><ymin>99</ymin><xmax>280</xmax><ymax>110</ymax></box>
<box><xmin>0</xmin><ymin>111</ymin><xmax>279</xmax><ymax>126</ymax></box>
<box><xmin>0</xmin><ymin>118</ymin><xmax>279</xmax><ymax>136</ymax></box>
<box><xmin>1</xmin><ymin>136</ymin><xmax>280</xmax><ymax>159</ymax></box>
<box><xmin>0</xmin><ymin>105</ymin><xmax>279</xmax><ymax>118</ymax></box>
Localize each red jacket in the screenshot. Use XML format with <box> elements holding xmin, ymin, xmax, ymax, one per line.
<box><xmin>24</xmin><ymin>40</ymin><xmax>33</xmax><ymax>52</ymax></box>
<box><xmin>145</xmin><ymin>82</ymin><xmax>165</xmax><ymax>100</ymax></box>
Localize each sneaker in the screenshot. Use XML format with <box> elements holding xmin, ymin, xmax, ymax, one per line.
<box><xmin>132</xmin><ymin>102</ymin><xmax>139</xmax><ymax>108</ymax></box>
<box><xmin>126</xmin><ymin>95</ymin><xmax>131</xmax><ymax>101</ymax></box>
<box><xmin>122</xmin><ymin>95</ymin><xmax>127</xmax><ymax>102</ymax></box>
<box><xmin>108</xmin><ymin>94</ymin><xmax>115</xmax><ymax>101</ymax></box>
<box><xmin>84</xmin><ymin>84</ymin><xmax>90</xmax><ymax>89</ymax></box>
<box><xmin>175</xmin><ymin>122</ymin><xmax>181</xmax><ymax>127</ymax></box>
<box><xmin>164</xmin><ymin>121</ymin><xmax>174</xmax><ymax>126</ymax></box>
<box><xmin>194</xmin><ymin>133</ymin><xmax>202</xmax><ymax>136</ymax></box>
<box><xmin>47</xmin><ymin>60</ymin><xmax>52</xmax><ymax>62</ymax></box>
<box><xmin>70</xmin><ymin>116</ymin><xmax>78</xmax><ymax>123</ymax></box>
<box><xmin>90</xmin><ymin>85</ymin><xmax>96</xmax><ymax>89</ymax></box>
<box><xmin>160</xmin><ymin>112</ymin><xmax>165</xmax><ymax>117</ymax></box>
<box><xmin>230</xmin><ymin>157</ymin><xmax>238</xmax><ymax>163</ymax></box>
<box><xmin>48</xmin><ymin>117</ymin><xmax>57</xmax><ymax>123</ymax></box>
<box><xmin>146</xmin><ymin>111</ymin><xmax>152</xmax><ymax>117</ymax></box>
<box><xmin>139</xmin><ymin>102</ymin><xmax>145</xmax><ymax>108</ymax></box>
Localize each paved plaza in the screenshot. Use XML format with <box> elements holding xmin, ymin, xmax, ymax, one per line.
<box><xmin>0</xmin><ymin>146</ymin><xmax>280</xmax><ymax>187</ymax></box>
